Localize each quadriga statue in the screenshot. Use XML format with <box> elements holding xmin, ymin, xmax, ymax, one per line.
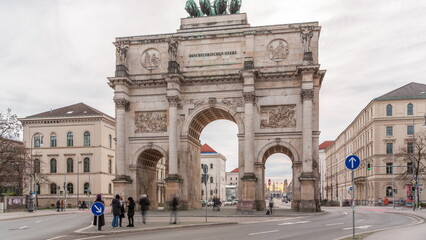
<box><xmin>185</xmin><ymin>0</ymin><xmax>202</xmax><ymax>17</ymax></box>
<box><xmin>229</xmin><ymin>0</ymin><xmax>242</xmax><ymax>14</ymax></box>
<box><xmin>199</xmin><ymin>0</ymin><xmax>214</xmax><ymax>16</ymax></box>
<box><xmin>213</xmin><ymin>0</ymin><xmax>228</xmax><ymax>15</ymax></box>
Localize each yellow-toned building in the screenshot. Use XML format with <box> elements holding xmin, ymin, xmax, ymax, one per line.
<box><xmin>20</xmin><ymin>103</ymin><xmax>116</xmax><ymax>208</ymax></box>
<box><xmin>325</xmin><ymin>82</ymin><xmax>426</xmax><ymax>206</ymax></box>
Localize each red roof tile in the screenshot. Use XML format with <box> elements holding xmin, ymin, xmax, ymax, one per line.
<box><xmin>230</xmin><ymin>168</ymin><xmax>239</xmax><ymax>173</ymax></box>
<box><xmin>201</xmin><ymin>144</ymin><xmax>217</xmax><ymax>153</ymax></box>
<box><xmin>319</xmin><ymin>141</ymin><xmax>334</xmax><ymax>150</ymax></box>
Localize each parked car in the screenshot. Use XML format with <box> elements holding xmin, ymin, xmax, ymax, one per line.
<box><xmin>232</xmin><ymin>200</ymin><xmax>238</xmax><ymax>205</ymax></box>
<box><xmin>224</xmin><ymin>200</ymin><xmax>233</xmax><ymax>206</ymax></box>
<box><xmin>201</xmin><ymin>200</ymin><xmax>207</xmax><ymax>207</ymax></box>
<box><xmin>207</xmin><ymin>201</ymin><xmax>214</xmax><ymax>207</ymax></box>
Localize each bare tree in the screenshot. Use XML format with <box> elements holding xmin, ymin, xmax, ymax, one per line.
<box><xmin>399</xmin><ymin>132</ymin><xmax>426</xmax><ymax>209</ymax></box>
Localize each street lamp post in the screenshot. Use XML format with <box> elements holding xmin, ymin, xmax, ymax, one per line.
<box><xmin>77</xmin><ymin>159</ymin><xmax>82</xmax><ymax>209</ymax></box>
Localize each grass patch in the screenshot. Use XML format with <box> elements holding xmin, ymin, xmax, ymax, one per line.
<box><xmin>340</xmin><ymin>232</ymin><xmax>374</xmax><ymax>240</ymax></box>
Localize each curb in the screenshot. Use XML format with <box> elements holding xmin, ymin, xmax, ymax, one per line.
<box><xmin>334</xmin><ymin>211</ymin><xmax>425</xmax><ymax>240</ymax></box>
<box><xmin>74</xmin><ymin>221</ymin><xmax>238</xmax><ymax>235</ymax></box>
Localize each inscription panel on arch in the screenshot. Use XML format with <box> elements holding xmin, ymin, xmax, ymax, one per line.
<box><xmin>260</xmin><ymin>105</ymin><xmax>296</xmax><ymax>129</ymax></box>
<box><xmin>135</xmin><ymin>111</ymin><xmax>168</xmax><ymax>133</ymax></box>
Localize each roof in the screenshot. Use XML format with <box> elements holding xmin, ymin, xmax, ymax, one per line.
<box><xmin>319</xmin><ymin>141</ymin><xmax>334</xmax><ymax>150</ymax></box>
<box><xmin>201</xmin><ymin>144</ymin><xmax>217</xmax><ymax>153</ymax></box>
<box><xmin>230</xmin><ymin>168</ymin><xmax>239</xmax><ymax>173</ymax></box>
<box><xmin>375</xmin><ymin>82</ymin><xmax>426</xmax><ymax>101</ymax></box>
<box><xmin>24</xmin><ymin>103</ymin><xmax>114</xmax><ymax>120</ymax></box>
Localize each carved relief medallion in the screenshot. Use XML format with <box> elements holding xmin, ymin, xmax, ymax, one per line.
<box><xmin>140</xmin><ymin>48</ymin><xmax>161</xmax><ymax>70</ymax></box>
<box><xmin>135</xmin><ymin>111</ymin><xmax>168</xmax><ymax>133</ymax></box>
<box><xmin>260</xmin><ymin>105</ymin><xmax>296</xmax><ymax>129</ymax></box>
<box><xmin>267</xmin><ymin>39</ymin><xmax>289</xmax><ymax>62</ymax></box>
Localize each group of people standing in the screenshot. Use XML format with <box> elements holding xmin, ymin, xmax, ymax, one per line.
<box><xmin>93</xmin><ymin>193</ymin><xmax>179</xmax><ymax>230</ymax></box>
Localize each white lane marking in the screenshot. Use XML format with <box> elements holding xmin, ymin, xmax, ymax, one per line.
<box><xmin>356</xmin><ymin>219</ymin><xmax>365</xmax><ymax>223</ymax></box>
<box><xmin>241</xmin><ymin>217</ymin><xmax>301</xmax><ymax>224</ymax></box>
<box><xmin>342</xmin><ymin>212</ymin><xmax>348</xmax><ymax>215</ymax></box>
<box><xmin>343</xmin><ymin>225</ymin><xmax>373</xmax><ymax>230</ymax></box>
<box><xmin>74</xmin><ymin>236</ymin><xmax>105</xmax><ymax>240</ymax></box>
<box><xmin>19</xmin><ymin>225</ymin><xmax>28</xmax><ymax>229</ymax></box>
<box><xmin>74</xmin><ymin>224</ymin><xmax>94</xmax><ymax>233</ymax></box>
<box><xmin>35</xmin><ymin>220</ymin><xmax>42</xmax><ymax>223</ymax></box>
<box><xmin>248</xmin><ymin>230</ymin><xmax>279</xmax><ymax>236</ymax></box>
<box><xmin>326</xmin><ymin>222</ymin><xmax>344</xmax><ymax>226</ymax></box>
<box><xmin>278</xmin><ymin>221</ymin><xmax>310</xmax><ymax>225</ymax></box>
<box><xmin>46</xmin><ymin>236</ymin><xmax>67</xmax><ymax>240</ymax></box>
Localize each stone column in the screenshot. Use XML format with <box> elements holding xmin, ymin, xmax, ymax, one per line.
<box><xmin>243</xmin><ymin>91</ymin><xmax>256</xmax><ymax>174</ymax></box>
<box><xmin>301</xmin><ymin>88</ymin><xmax>314</xmax><ymax>173</ymax></box>
<box><xmin>167</xmin><ymin>95</ymin><xmax>179</xmax><ymax>176</ymax></box>
<box><xmin>113</xmin><ymin>98</ymin><xmax>130</xmax><ymax>178</ymax></box>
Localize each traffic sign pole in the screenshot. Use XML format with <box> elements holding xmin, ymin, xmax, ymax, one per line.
<box><xmin>345</xmin><ymin>155</ymin><xmax>360</xmax><ymax>239</ymax></box>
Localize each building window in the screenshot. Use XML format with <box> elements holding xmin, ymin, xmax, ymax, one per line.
<box><xmin>210</xmin><ymin>190</ymin><xmax>213</xmax><ymax>196</ymax></box>
<box><xmin>201</xmin><ymin>190</ymin><xmax>204</xmax><ymax>196</ymax></box>
<box><xmin>67</xmin><ymin>132</ymin><xmax>73</xmax><ymax>147</ymax></box>
<box><xmin>67</xmin><ymin>158</ymin><xmax>74</xmax><ymax>173</ymax></box>
<box><xmin>407</xmin><ymin>103</ymin><xmax>413</xmax><ymax>115</ymax></box>
<box><xmin>386</xmin><ymin>143</ymin><xmax>393</xmax><ymax>154</ymax></box>
<box><xmin>83</xmin><ymin>157</ymin><xmax>90</xmax><ymax>172</ymax></box>
<box><xmin>210</xmin><ymin>164</ymin><xmax>213</xmax><ymax>169</ymax></box>
<box><xmin>84</xmin><ymin>131</ymin><xmax>90</xmax><ymax>146</ymax></box>
<box><xmin>50</xmin><ymin>133</ymin><xmax>57</xmax><ymax>147</ymax></box>
<box><xmin>108</xmin><ymin>159</ymin><xmax>112</xmax><ymax>174</ymax></box>
<box><xmin>407</xmin><ymin>125</ymin><xmax>414</xmax><ymax>135</ymax></box>
<box><xmin>84</xmin><ymin>183</ymin><xmax>90</xmax><ymax>194</ymax></box>
<box><xmin>34</xmin><ymin>134</ymin><xmax>42</xmax><ymax>148</ymax></box>
<box><xmin>407</xmin><ymin>142</ymin><xmax>414</xmax><ymax>154</ymax></box>
<box><xmin>386</xmin><ymin>104</ymin><xmax>392</xmax><ymax>116</ymax></box>
<box><xmin>35</xmin><ymin>184</ymin><xmax>40</xmax><ymax>194</ymax></box>
<box><xmin>108</xmin><ymin>184</ymin><xmax>112</xmax><ymax>194</ymax></box>
<box><xmin>230</xmin><ymin>177</ymin><xmax>232</xmax><ymax>181</ymax></box>
<box><xmin>50</xmin><ymin>183</ymin><xmax>57</xmax><ymax>194</ymax></box>
<box><xmin>407</xmin><ymin>162</ymin><xmax>413</xmax><ymax>174</ymax></box>
<box><xmin>386</xmin><ymin>186</ymin><xmax>393</xmax><ymax>197</ymax></box>
<box><xmin>210</xmin><ymin>176</ymin><xmax>213</xmax><ymax>183</ymax></box>
<box><xmin>109</xmin><ymin>134</ymin><xmax>112</xmax><ymax>148</ymax></box>
<box><xmin>386</xmin><ymin>162</ymin><xmax>393</xmax><ymax>174</ymax></box>
<box><xmin>386</xmin><ymin>126</ymin><xmax>393</xmax><ymax>136</ymax></box>
<box><xmin>34</xmin><ymin>159</ymin><xmax>41</xmax><ymax>174</ymax></box>
<box><xmin>50</xmin><ymin>158</ymin><xmax>57</xmax><ymax>173</ymax></box>
<box><xmin>67</xmin><ymin>183</ymin><xmax>73</xmax><ymax>194</ymax></box>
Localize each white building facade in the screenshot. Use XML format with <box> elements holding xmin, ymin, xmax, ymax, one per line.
<box><xmin>200</xmin><ymin>144</ymin><xmax>226</xmax><ymax>201</ymax></box>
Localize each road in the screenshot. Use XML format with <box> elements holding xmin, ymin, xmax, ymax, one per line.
<box><xmin>0</xmin><ymin>207</ymin><xmax>418</xmax><ymax>240</ymax></box>
<box><xmin>0</xmin><ymin>211</ymin><xmax>92</xmax><ymax>240</ymax></box>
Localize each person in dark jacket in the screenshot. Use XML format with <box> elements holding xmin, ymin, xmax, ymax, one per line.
<box><xmin>119</xmin><ymin>197</ymin><xmax>125</xmax><ymax>227</ymax></box>
<box><xmin>139</xmin><ymin>194</ymin><xmax>150</xmax><ymax>224</ymax></box>
<box><xmin>55</xmin><ymin>200</ymin><xmax>60</xmax><ymax>212</ymax></box>
<box><xmin>170</xmin><ymin>194</ymin><xmax>179</xmax><ymax>224</ymax></box>
<box><xmin>111</xmin><ymin>194</ymin><xmax>121</xmax><ymax>228</ymax></box>
<box><xmin>93</xmin><ymin>194</ymin><xmax>105</xmax><ymax>231</ymax></box>
<box><xmin>127</xmin><ymin>197</ymin><xmax>135</xmax><ymax>227</ymax></box>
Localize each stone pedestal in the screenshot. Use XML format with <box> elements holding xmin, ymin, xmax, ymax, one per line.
<box><xmin>112</xmin><ymin>175</ymin><xmax>133</xmax><ymax>200</ymax></box>
<box><xmin>303</xmin><ymin>52</ymin><xmax>313</xmax><ymax>65</ymax></box>
<box><xmin>238</xmin><ymin>173</ymin><xmax>257</xmax><ymax>211</ymax></box>
<box><xmin>115</xmin><ymin>64</ymin><xmax>129</xmax><ymax>77</ymax></box>
<box><xmin>299</xmin><ymin>173</ymin><xmax>320</xmax><ymax>212</ymax></box>
<box><xmin>165</xmin><ymin>174</ymin><xmax>185</xmax><ymax>210</ymax></box>
<box><xmin>168</xmin><ymin>61</ymin><xmax>180</xmax><ymax>74</ymax></box>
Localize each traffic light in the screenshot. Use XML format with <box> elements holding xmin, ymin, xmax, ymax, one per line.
<box><xmin>367</xmin><ymin>163</ymin><xmax>371</xmax><ymax>170</ymax></box>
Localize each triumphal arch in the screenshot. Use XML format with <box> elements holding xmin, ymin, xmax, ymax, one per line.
<box><xmin>108</xmin><ymin>12</ymin><xmax>325</xmax><ymax>212</ymax></box>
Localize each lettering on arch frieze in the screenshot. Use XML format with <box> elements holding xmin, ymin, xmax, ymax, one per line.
<box><xmin>135</xmin><ymin>111</ymin><xmax>168</xmax><ymax>133</ymax></box>
<box><xmin>260</xmin><ymin>105</ymin><xmax>296</xmax><ymax>129</ymax></box>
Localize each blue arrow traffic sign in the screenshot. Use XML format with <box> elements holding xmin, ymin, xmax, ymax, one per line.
<box><xmin>345</xmin><ymin>155</ymin><xmax>360</xmax><ymax>170</ymax></box>
<box><xmin>91</xmin><ymin>202</ymin><xmax>105</xmax><ymax>216</ymax></box>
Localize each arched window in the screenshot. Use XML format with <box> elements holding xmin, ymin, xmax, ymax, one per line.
<box><xmin>109</xmin><ymin>134</ymin><xmax>112</xmax><ymax>148</ymax></box>
<box><xmin>108</xmin><ymin>183</ymin><xmax>112</xmax><ymax>194</ymax></box>
<box><xmin>407</xmin><ymin>103</ymin><xmax>413</xmax><ymax>115</ymax></box>
<box><xmin>386</xmin><ymin>104</ymin><xmax>392</xmax><ymax>116</ymax></box>
<box><xmin>67</xmin><ymin>183</ymin><xmax>73</xmax><ymax>194</ymax></box>
<box><xmin>84</xmin><ymin>131</ymin><xmax>90</xmax><ymax>146</ymax></box>
<box><xmin>210</xmin><ymin>176</ymin><xmax>213</xmax><ymax>183</ymax></box>
<box><xmin>50</xmin><ymin>183</ymin><xmax>57</xmax><ymax>194</ymax></box>
<box><xmin>34</xmin><ymin>159</ymin><xmax>41</xmax><ymax>174</ymax></box>
<box><xmin>33</xmin><ymin>133</ymin><xmax>43</xmax><ymax>148</ymax></box>
<box><xmin>84</xmin><ymin>183</ymin><xmax>90</xmax><ymax>194</ymax></box>
<box><xmin>50</xmin><ymin>158</ymin><xmax>57</xmax><ymax>173</ymax></box>
<box><xmin>67</xmin><ymin>158</ymin><xmax>74</xmax><ymax>173</ymax></box>
<box><xmin>35</xmin><ymin>184</ymin><xmax>40</xmax><ymax>194</ymax></box>
<box><xmin>108</xmin><ymin>159</ymin><xmax>112</xmax><ymax>174</ymax></box>
<box><xmin>83</xmin><ymin>157</ymin><xmax>90</xmax><ymax>172</ymax></box>
<box><xmin>67</xmin><ymin>132</ymin><xmax>73</xmax><ymax>147</ymax></box>
<box><xmin>386</xmin><ymin>186</ymin><xmax>393</xmax><ymax>197</ymax></box>
<box><xmin>50</xmin><ymin>133</ymin><xmax>57</xmax><ymax>147</ymax></box>
<box><xmin>210</xmin><ymin>164</ymin><xmax>213</xmax><ymax>169</ymax></box>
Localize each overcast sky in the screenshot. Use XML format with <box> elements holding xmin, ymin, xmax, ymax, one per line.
<box><xmin>1</xmin><ymin>0</ymin><xmax>425</xmax><ymax>183</ymax></box>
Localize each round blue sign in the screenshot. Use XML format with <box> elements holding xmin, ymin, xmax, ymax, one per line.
<box><xmin>345</xmin><ymin>155</ymin><xmax>360</xmax><ymax>170</ymax></box>
<box><xmin>91</xmin><ymin>202</ymin><xmax>105</xmax><ymax>216</ymax></box>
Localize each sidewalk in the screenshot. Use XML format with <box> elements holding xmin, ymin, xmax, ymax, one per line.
<box><xmin>0</xmin><ymin>208</ymin><xmax>86</xmax><ymax>221</ymax></box>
